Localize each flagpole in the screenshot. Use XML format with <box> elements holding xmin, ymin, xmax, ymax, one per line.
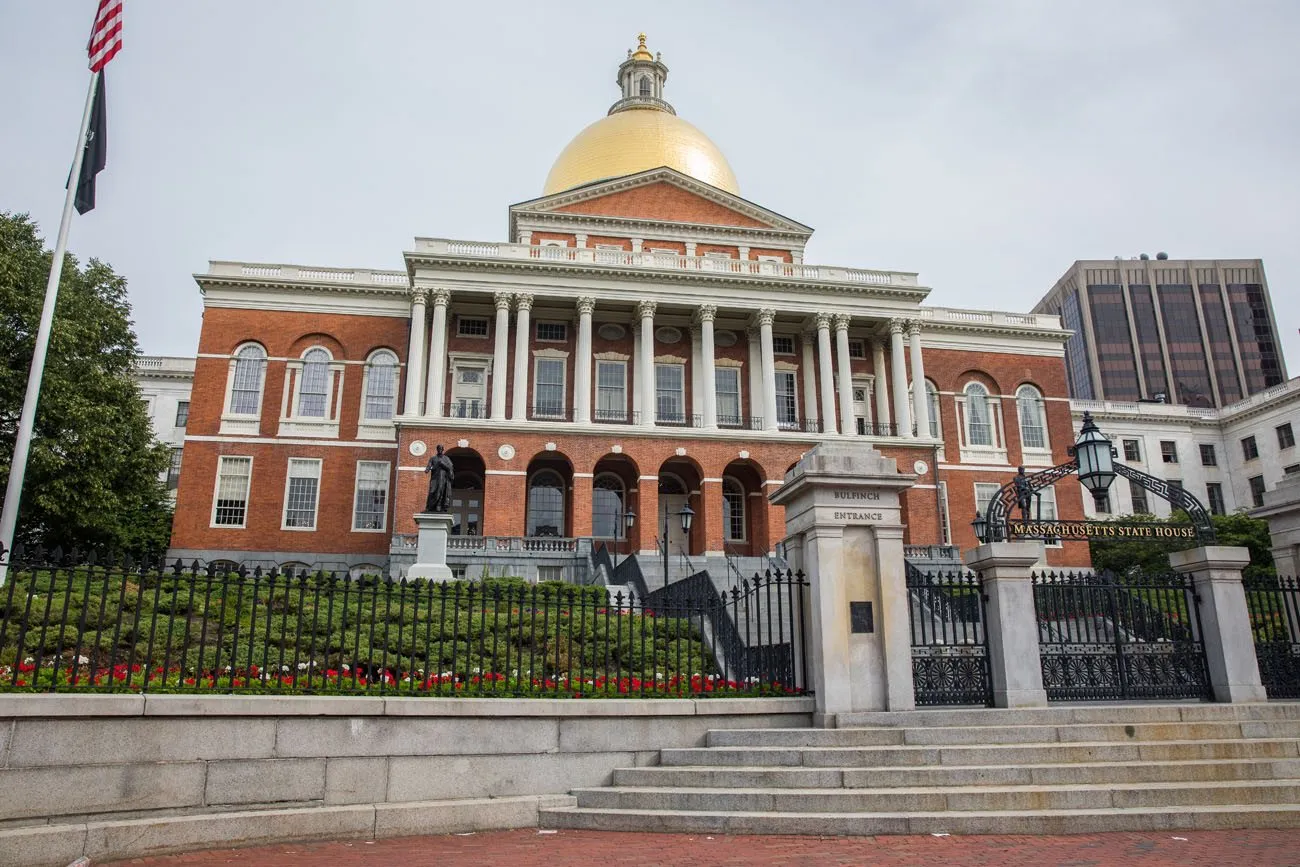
<box><xmin>0</xmin><ymin>70</ymin><xmax>102</xmax><ymax>585</ymax></box>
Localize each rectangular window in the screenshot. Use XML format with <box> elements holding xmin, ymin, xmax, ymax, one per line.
<box><xmin>1242</xmin><ymin>435</ymin><xmax>1259</xmax><ymax>461</ymax></box>
<box><xmin>1206</xmin><ymin>482</ymin><xmax>1226</xmax><ymax>516</ymax></box>
<box><xmin>352</xmin><ymin>461</ymin><xmax>390</xmax><ymax>531</ymax></box>
<box><xmin>655</xmin><ymin>364</ymin><xmax>685</xmax><ymax>423</ymax></box>
<box><xmin>1129</xmin><ymin>479</ymin><xmax>1149</xmax><ymax>514</ymax></box>
<box><xmin>595</xmin><ymin>360</ymin><xmax>627</xmax><ymax>421</ymax></box>
<box><xmin>166</xmin><ymin>448</ymin><xmax>183</xmax><ymax>491</ymax></box>
<box><xmin>212</xmin><ymin>456</ymin><xmax>252</xmax><ymax>527</ymax></box>
<box><xmin>533</xmin><ymin>357</ymin><xmax>566</xmax><ymax>418</ymax></box>
<box><xmin>974</xmin><ymin>482</ymin><xmax>1001</xmax><ymax>519</ymax></box>
<box><xmin>938</xmin><ymin>481</ymin><xmax>952</xmax><ymax>545</ymax></box>
<box><xmin>537</xmin><ymin>565</ymin><xmax>563</xmax><ymax>582</ymax></box>
<box><xmin>1093</xmin><ymin>491</ymin><xmax>1111</xmax><ymax>514</ymax></box>
<box><xmin>1249</xmin><ymin>475</ymin><xmax>1267</xmax><ymax>508</ymax></box>
<box><xmin>536</xmin><ymin>322</ymin><xmax>567</xmax><ymax>342</ymax></box>
<box><xmin>282</xmin><ymin>458</ymin><xmax>322</xmax><ymax>530</ymax></box>
<box><xmin>1278</xmin><ymin>423</ymin><xmax>1295</xmax><ymax>450</ymax></box>
<box><xmin>772</xmin><ymin>335</ymin><xmax>795</xmax><ymax>355</ymax></box>
<box><xmin>1123</xmin><ymin>439</ymin><xmax>1141</xmax><ymax>462</ymax></box>
<box><xmin>1199</xmin><ymin>444</ymin><xmax>1217</xmax><ymax>467</ymax></box>
<box><xmin>715</xmin><ymin>367</ymin><xmax>741</xmax><ymax>426</ymax></box>
<box><xmin>457</xmin><ymin>316</ymin><xmax>488</xmax><ymax>337</ymax></box>
<box><xmin>1161</xmin><ymin>441</ymin><xmax>1178</xmax><ymax>464</ymax></box>
<box><xmin>1037</xmin><ymin>487</ymin><xmax>1061</xmax><ymax>546</ymax></box>
<box><xmin>174</xmin><ymin>401</ymin><xmax>190</xmax><ymax>427</ymax></box>
<box><xmin>1285</xmin><ymin>464</ymin><xmax>1300</xmax><ymax>476</ymax></box>
<box><xmin>775</xmin><ymin>370</ymin><xmax>798</xmax><ymax>427</ymax></box>
<box><xmin>848</xmin><ymin>339</ymin><xmax>866</xmax><ymax>359</ymax></box>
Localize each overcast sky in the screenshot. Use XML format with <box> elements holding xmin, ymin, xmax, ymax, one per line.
<box><xmin>3</xmin><ymin>1</ymin><xmax>1297</xmax><ymax>372</ymax></box>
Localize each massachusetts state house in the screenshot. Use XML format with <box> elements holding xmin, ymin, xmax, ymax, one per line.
<box><xmin>169</xmin><ymin>35</ymin><xmax>1091</xmax><ymax>579</ymax></box>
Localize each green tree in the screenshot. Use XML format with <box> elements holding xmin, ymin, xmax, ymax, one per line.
<box><xmin>0</xmin><ymin>212</ymin><xmax>172</xmax><ymax>556</ymax></box>
<box><xmin>1088</xmin><ymin>511</ymin><xmax>1275</xmax><ymax>578</ymax></box>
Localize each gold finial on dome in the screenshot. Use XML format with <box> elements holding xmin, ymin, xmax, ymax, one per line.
<box><xmin>631</xmin><ymin>33</ymin><xmax>653</xmax><ymax>61</ymax></box>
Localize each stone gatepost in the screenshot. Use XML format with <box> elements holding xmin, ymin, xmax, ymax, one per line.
<box><xmin>963</xmin><ymin>542</ymin><xmax>1049</xmax><ymax>708</ymax></box>
<box><xmin>1168</xmin><ymin>546</ymin><xmax>1267</xmax><ymax>703</ymax></box>
<box><xmin>769</xmin><ymin>442</ymin><xmax>916</xmax><ymax>724</ymax></box>
<box><xmin>1254</xmin><ymin>472</ymin><xmax>1300</xmax><ymax>580</ymax></box>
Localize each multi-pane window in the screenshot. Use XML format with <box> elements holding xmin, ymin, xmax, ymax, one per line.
<box><xmin>527</xmin><ymin>470</ymin><xmax>565</xmax><ymax>536</ymax></box>
<box><xmin>174</xmin><ymin>401</ymin><xmax>189</xmax><ymax>427</ymax></box>
<box><xmin>1093</xmin><ymin>492</ymin><xmax>1111</xmax><ymax>514</ymax></box>
<box><xmin>352</xmin><ymin>461</ymin><xmax>390</xmax><ymax>531</ymax></box>
<box><xmin>297</xmin><ymin>349</ymin><xmax>330</xmax><ymax>417</ymax></box>
<box><xmin>964</xmin><ymin>383</ymin><xmax>993</xmax><ymax>446</ymax></box>
<box><xmin>533</xmin><ymin>357</ymin><xmax>566</xmax><ymax>417</ymax></box>
<box><xmin>1037</xmin><ymin>487</ymin><xmax>1060</xmax><ymax>546</ymax></box>
<box><xmin>362</xmin><ymin>351</ymin><xmax>397</xmax><ymax>420</ymax></box>
<box><xmin>283</xmin><ymin>458</ymin><xmax>322</xmax><ymax>530</ymax></box>
<box><xmin>848</xmin><ymin>339</ymin><xmax>866</xmax><ymax>359</ymax></box>
<box><xmin>457</xmin><ymin>316</ymin><xmax>488</xmax><ymax>337</ymax></box>
<box><xmin>1123</xmin><ymin>439</ymin><xmax>1141</xmax><ymax>462</ymax></box>
<box><xmin>926</xmin><ymin>381</ymin><xmax>941</xmax><ymax>439</ymax></box>
<box><xmin>1129</xmin><ymin>479</ymin><xmax>1150</xmax><ymax>514</ymax></box>
<box><xmin>1206</xmin><ymin>482</ymin><xmax>1226</xmax><ymax>516</ymax></box>
<box><xmin>973</xmin><ymin>482</ymin><xmax>1000</xmax><ymax>519</ymax></box>
<box><xmin>592</xmin><ymin>474</ymin><xmax>624</xmax><ymax>538</ymax></box>
<box><xmin>775</xmin><ymin>371</ymin><xmax>797</xmax><ymax>428</ymax></box>
<box><xmin>229</xmin><ymin>344</ymin><xmax>267</xmax><ymax>415</ymax></box>
<box><xmin>772</xmin><ymin>335</ymin><xmax>795</xmax><ymax>355</ymax></box>
<box><xmin>1199</xmin><ymin>444</ymin><xmax>1217</xmax><ymax>467</ymax></box>
<box><xmin>723</xmin><ymin>477</ymin><xmax>745</xmax><ymax>541</ymax></box>
<box><xmin>1249</xmin><ymin>475</ymin><xmax>1267</xmax><ymax>508</ymax></box>
<box><xmin>715</xmin><ymin>368</ymin><xmax>742</xmax><ymax>425</ymax></box>
<box><xmin>655</xmin><ymin>364</ymin><xmax>685</xmax><ymax>423</ymax></box>
<box><xmin>595</xmin><ymin>360</ymin><xmax>626</xmax><ymax>421</ymax></box>
<box><xmin>1279</xmin><ymin>423</ymin><xmax>1296</xmax><ymax>450</ymax></box>
<box><xmin>1160</xmin><ymin>441</ymin><xmax>1178</xmax><ymax>464</ymax></box>
<box><xmin>213</xmin><ymin>456</ymin><xmax>252</xmax><ymax>527</ymax></box>
<box><xmin>536</xmin><ymin>322</ymin><xmax>567</xmax><ymax>342</ymax></box>
<box><xmin>1015</xmin><ymin>385</ymin><xmax>1046</xmax><ymax>450</ymax></box>
<box><xmin>166</xmin><ymin>448</ymin><xmax>183</xmax><ymax>491</ymax></box>
<box><xmin>1242</xmin><ymin>435</ymin><xmax>1259</xmax><ymax>461</ymax></box>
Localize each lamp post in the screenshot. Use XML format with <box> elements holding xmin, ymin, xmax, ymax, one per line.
<box><xmin>619</xmin><ymin>508</ymin><xmax>635</xmax><ymax>569</ymax></box>
<box><xmin>971</xmin><ymin>511</ymin><xmax>989</xmax><ymax>545</ymax></box>
<box><xmin>1072</xmin><ymin>411</ymin><xmax>1116</xmax><ymax>500</ymax></box>
<box><xmin>661</xmin><ymin>502</ymin><xmax>695</xmax><ymax>591</ymax></box>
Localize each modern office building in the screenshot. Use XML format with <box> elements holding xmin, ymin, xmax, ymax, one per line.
<box><xmin>1034</xmin><ymin>257</ymin><xmax>1286</xmax><ymax>408</ymax></box>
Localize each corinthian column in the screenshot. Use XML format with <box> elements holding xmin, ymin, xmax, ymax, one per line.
<box><xmin>511</xmin><ymin>293</ymin><xmax>533</xmax><ymax>420</ymax></box>
<box><xmin>491</xmin><ymin>292</ymin><xmax>511</xmax><ymax>420</ymax></box>
<box><xmin>757</xmin><ymin>308</ymin><xmax>779</xmax><ymax>432</ymax></box>
<box><xmin>889</xmin><ymin>319</ymin><xmax>913</xmax><ymax>437</ymax></box>
<box><xmin>574</xmin><ymin>296</ymin><xmax>595</xmax><ymax>424</ymax></box>
<box><xmin>909</xmin><ymin>320</ymin><xmax>930</xmax><ymax>439</ymax></box>
<box><xmin>872</xmin><ymin>338</ymin><xmax>891</xmax><ymax>433</ymax></box>
<box><xmin>425</xmin><ymin>288</ymin><xmax>450</xmax><ymax>418</ymax></box>
<box><xmin>801</xmin><ymin>328</ymin><xmax>818</xmax><ymax>430</ymax></box>
<box><xmin>815</xmin><ymin>313</ymin><xmax>837</xmax><ymax>435</ymax></box>
<box><xmin>637</xmin><ymin>300</ymin><xmax>657</xmax><ymax>426</ymax></box>
<box><xmin>833</xmin><ymin>314</ymin><xmax>855</xmax><ymax>435</ymax></box>
<box><xmin>696</xmin><ymin>304</ymin><xmax>718</xmax><ymax>428</ymax></box>
<box><xmin>403</xmin><ymin>288</ymin><xmax>428</xmax><ymax>416</ymax></box>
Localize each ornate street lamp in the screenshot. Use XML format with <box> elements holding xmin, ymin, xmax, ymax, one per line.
<box><xmin>971</xmin><ymin>511</ymin><xmax>989</xmax><ymax>545</ymax></box>
<box><xmin>617</xmin><ymin>509</ymin><xmax>635</xmax><ymax>569</ymax></box>
<box><xmin>1073</xmin><ymin>411</ymin><xmax>1116</xmax><ymax>498</ymax></box>
<box><xmin>679</xmin><ymin>503</ymin><xmax>694</xmax><ymax>535</ymax></box>
<box><xmin>661</xmin><ymin>503</ymin><xmax>697</xmax><ymax>591</ymax></box>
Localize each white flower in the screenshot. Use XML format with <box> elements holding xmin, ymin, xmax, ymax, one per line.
<box><xmin>297</xmin><ymin>662</ymin><xmax>308</xmax><ymax>671</ymax></box>
<box><xmin>77</xmin><ymin>655</ymin><xmax>90</xmax><ymax>665</ymax></box>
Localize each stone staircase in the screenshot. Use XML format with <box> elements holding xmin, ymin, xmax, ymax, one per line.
<box><xmin>540</xmin><ymin>703</ymin><xmax>1300</xmax><ymax>835</ymax></box>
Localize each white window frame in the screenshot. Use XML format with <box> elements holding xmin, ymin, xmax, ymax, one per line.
<box><xmin>957</xmin><ymin>381</ymin><xmax>1008</xmax><ymax>464</ymax></box>
<box><xmin>456</xmin><ymin>316</ymin><xmax>490</xmax><ymax>338</ymax></box>
<box><xmin>535</xmin><ymin>321</ymin><xmax>569</xmax><ymax>342</ymax></box>
<box><xmin>352</xmin><ymin>460</ymin><xmax>391</xmax><ymax>533</ymax></box>
<box><xmin>775</xmin><ymin>369</ymin><xmax>799</xmax><ymax>429</ymax></box>
<box><xmin>1015</xmin><ymin>384</ymin><xmax>1051</xmax><ymax>465</ymax></box>
<box><xmin>278</xmin><ymin>346</ymin><xmax>344</xmax><ymax>439</ymax></box>
<box><xmin>591</xmin><ymin>473</ymin><xmax>625</xmax><ymax>539</ymax></box>
<box><xmin>655</xmin><ymin>363</ymin><xmax>686</xmax><ymax>423</ymax></box>
<box><xmin>281</xmin><ymin>457</ymin><xmax>323</xmax><ymax>531</ymax></box>
<box><xmin>847</xmin><ymin>339</ymin><xmax>866</xmax><ymax>359</ymax></box>
<box><xmin>722</xmin><ymin>476</ymin><xmax>746</xmax><ymax>542</ymax></box>
<box><xmin>210</xmin><ymin>456</ymin><xmax>254</xmax><ymax>529</ymax></box>
<box><xmin>715</xmin><ymin>366</ymin><xmax>742</xmax><ymax>426</ymax></box>
<box><xmin>973</xmin><ymin>482</ymin><xmax>1000</xmax><ymax>521</ymax></box>
<box><xmin>1036</xmin><ymin>486</ymin><xmax>1062</xmax><ymax>547</ymax></box>
<box><xmin>772</xmin><ymin>335</ymin><xmax>796</xmax><ymax>356</ymax></box>
<box><xmin>358</xmin><ymin>349</ymin><xmax>399</xmax><ymax>441</ymax></box>
<box><xmin>220</xmin><ymin>342</ymin><xmax>268</xmax><ymax>435</ymax></box>
<box><xmin>532</xmin><ymin>355</ymin><xmax>567</xmax><ymax>418</ymax></box>
<box><xmin>595</xmin><ymin>359</ymin><xmax>627</xmax><ymax>421</ymax></box>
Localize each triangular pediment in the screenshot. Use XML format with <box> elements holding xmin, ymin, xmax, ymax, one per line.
<box><xmin>510</xmin><ymin>168</ymin><xmax>812</xmax><ymax>236</ymax></box>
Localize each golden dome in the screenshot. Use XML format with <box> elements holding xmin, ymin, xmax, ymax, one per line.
<box><xmin>631</xmin><ymin>32</ymin><xmax>653</xmax><ymax>61</ymax></box>
<box><xmin>543</xmin><ymin>107</ymin><xmax>740</xmax><ymax>196</ymax></box>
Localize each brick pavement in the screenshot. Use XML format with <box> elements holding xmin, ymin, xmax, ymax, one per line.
<box><xmin>102</xmin><ymin>828</ymin><xmax>1300</xmax><ymax>866</ymax></box>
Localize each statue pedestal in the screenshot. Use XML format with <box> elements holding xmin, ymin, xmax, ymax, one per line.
<box><xmin>407</xmin><ymin>513</ymin><xmax>454</xmax><ymax>582</ymax></box>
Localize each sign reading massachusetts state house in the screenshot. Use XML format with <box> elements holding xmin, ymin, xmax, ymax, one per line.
<box><xmin>1007</xmin><ymin>520</ymin><xmax>1197</xmax><ymax>540</ymax></box>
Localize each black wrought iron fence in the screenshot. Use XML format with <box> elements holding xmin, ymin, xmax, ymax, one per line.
<box><xmin>1244</xmin><ymin>574</ymin><xmax>1300</xmax><ymax>700</ymax></box>
<box><xmin>906</xmin><ymin>568</ymin><xmax>992</xmax><ymax>706</ymax></box>
<box><xmin>0</xmin><ymin>548</ymin><xmax>807</xmax><ymax>697</ymax></box>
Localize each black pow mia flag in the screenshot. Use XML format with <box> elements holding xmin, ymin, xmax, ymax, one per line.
<box><xmin>71</xmin><ymin>72</ymin><xmax>108</xmax><ymax>215</ymax></box>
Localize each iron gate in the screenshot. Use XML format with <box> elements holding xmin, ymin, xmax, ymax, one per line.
<box><xmin>1244</xmin><ymin>574</ymin><xmax>1300</xmax><ymax>700</ymax></box>
<box><xmin>1033</xmin><ymin>570</ymin><xmax>1212</xmax><ymax>701</ymax></box>
<box><xmin>907</xmin><ymin>568</ymin><xmax>993</xmax><ymax>706</ymax></box>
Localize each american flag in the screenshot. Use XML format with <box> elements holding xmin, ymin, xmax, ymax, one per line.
<box><xmin>87</xmin><ymin>0</ymin><xmax>122</xmax><ymax>72</ymax></box>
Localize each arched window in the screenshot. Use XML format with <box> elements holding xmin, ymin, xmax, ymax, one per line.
<box><xmin>527</xmin><ymin>470</ymin><xmax>565</xmax><ymax>537</ymax></box>
<box><xmin>592</xmin><ymin>474</ymin><xmax>625</xmax><ymax>538</ymax></box>
<box><xmin>926</xmin><ymin>380</ymin><xmax>941</xmax><ymax>440</ymax></box>
<box><xmin>722</xmin><ymin>477</ymin><xmax>745</xmax><ymax>542</ymax></box>
<box><xmin>638</xmin><ymin>76</ymin><xmax>651</xmax><ymax>97</ymax></box>
<box><xmin>229</xmin><ymin>344</ymin><xmax>267</xmax><ymax>415</ymax></box>
<box><xmin>1016</xmin><ymin>384</ymin><xmax>1047</xmax><ymax>450</ymax></box>
<box><xmin>297</xmin><ymin>348</ymin><xmax>331</xmax><ymax>417</ymax></box>
<box><xmin>964</xmin><ymin>382</ymin><xmax>993</xmax><ymax>447</ymax></box>
<box><xmin>362</xmin><ymin>350</ymin><xmax>398</xmax><ymax>420</ymax></box>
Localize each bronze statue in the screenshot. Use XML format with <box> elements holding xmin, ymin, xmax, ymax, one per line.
<box><xmin>1012</xmin><ymin>465</ymin><xmax>1034</xmax><ymax>521</ymax></box>
<box><xmin>424</xmin><ymin>444</ymin><xmax>454</xmax><ymax>513</ymax></box>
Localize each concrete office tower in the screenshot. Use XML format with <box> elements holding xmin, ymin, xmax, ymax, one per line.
<box><xmin>1034</xmin><ymin>258</ymin><xmax>1286</xmax><ymax>408</ymax></box>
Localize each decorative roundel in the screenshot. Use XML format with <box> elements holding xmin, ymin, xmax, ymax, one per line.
<box><xmin>913</xmin><ymin>460</ymin><xmax>929</xmax><ymax>475</ymax></box>
<box><xmin>612</xmin><ymin>444</ymin><xmax>624</xmax><ymax>454</ymax></box>
<box><xmin>714</xmin><ymin>329</ymin><xmax>738</xmax><ymax>348</ymax></box>
<box><xmin>409</xmin><ymin>440</ymin><xmax>427</xmax><ymax>457</ymax></box>
<box><xmin>597</xmin><ymin>323</ymin><xmax>626</xmax><ymax>341</ymax></box>
<box><xmin>655</xmin><ymin>326</ymin><xmax>682</xmax><ymax>344</ymax></box>
<box><xmin>738</xmin><ymin>450</ymin><xmax>750</xmax><ymax>459</ymax></box>
<box><xmin>457</xmin><ymin>439</ymin><xmax>469</xmax><ymax>449</ymax></box>
<box><xmin>498</xmin><ymin>444</ymin><xmax>516</xmax><ymax>461</ymax></box>
<box><xmin>675</xmin><ymin>447</ymin><xmax>686</xmax><ymax>457</ymax></box>
<box><xmin>545</xmin><ymin>442</ymin><xmax>557</xmax><ymax>451</ymax></box>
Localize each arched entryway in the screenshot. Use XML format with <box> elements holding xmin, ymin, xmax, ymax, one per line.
<box><xmin>658</xmin><ymin>457</ymin><xmax>703</xmax><ymax>556</ymax></box>
<box><xmin>526</xmin><ymin>451</ymin><xmax>574</xmax><ymax>537</ymax></box>
<box><xmin>592</xmin><ymin>453</ymin><xmax>639</xmax><ymax>555</ymax></box>
<box><xmin>446</xmin><ymin>448</ymin><xmax>485</xmax><ymax>536</ymax></box>
<box><xmin>721</xmin><ymin>459</ymin><xmax>767</xmax><ymax>556</ymax></box>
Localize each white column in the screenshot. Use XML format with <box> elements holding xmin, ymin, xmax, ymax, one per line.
<box><xmin>747</xmin><ymin>327</ymin><xmax>762</xmax><ymax>426</ymax></box>
<box><xmin>490</xmin><ymin>292</ymin><xmax>510</xmax><ymax>420</ymax></box>
<box><xmin>690</xmin><ymin>325</ymin><xmax>703</xmax><ymax>419</ymax></box>
<box><xmin>511</xmin><ymin>293</ymin><xmax>533</xmax><ymax>420</ymax></box>
<box><xmin>403</xmin><ymin>288</ymin><xmax>428</xmax><ymax>416</ymax></box>
<box><xmin>758</xmin><ymin>308</ymin><xmax>779</xmax><ymax>432</ymax></box>
<box><xmin>908</xmin><ymin>320</ymin><xmax>929</xmax><ymax>439</ymax></box>
<box><xmin>872</xmin><ymin>338</ymin><xmax>891</xmax><ymax>434</ymax></box>
<box><xmin>425</xmin><ymin>288</ymin><xmax>449</xmax><ymax>418</ymax></box>
<box><xmin>815</xmin><ymin>313</ymin><xmax>837</xmax><ymax>435</ymax></box>
<box><xmin>889</xmin><ymin>319</ymin><xmax>913</xmax><ymax>438</ymax></box>
<box><xmin>574</xmin><ymin>296</ymin><xmax>594</xmax><ymax>424</ymax></box>
<box><xmin>801</xmin><ymin>329</ymin><xmax>819</xmax><ymax>430</ymax></box>
<box><xmin>697</xmin><ymin>305</ymin><xmax>718</xmax><ymax>429</ymax></box>
<box><xmin>833</xmin><ymin>314</ymin><xmax>855</xmax><ymax>436</ymax></box>
<box><xmin>637</xmin><ymin>300</ymin><xmax>657</xmax><ymax>426</ymax></box>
